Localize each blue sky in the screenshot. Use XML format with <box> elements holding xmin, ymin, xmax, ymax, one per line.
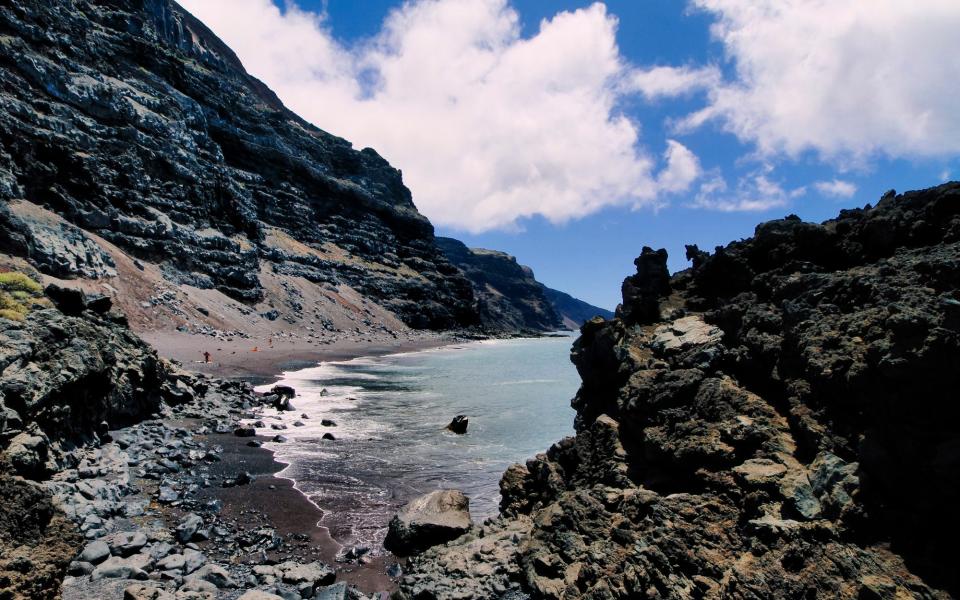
<box><xmin>182</xmin><ymin>0</ymin><xmax>960</xmax><ymax>310</ymax></box>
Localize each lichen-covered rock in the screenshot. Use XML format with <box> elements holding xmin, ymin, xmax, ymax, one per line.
<box><xmin>399</xmin><ymin>184</ymin><xmax>960</xmax><ymax>599</ymax></box>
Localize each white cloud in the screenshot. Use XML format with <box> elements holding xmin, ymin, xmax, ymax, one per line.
<box><xmin>684</xmin><ymin>0</ymin><xmax>960</xmax><ymax>161</ymax></box>
<box><xmin>179</xmin><ymin>0</ymin><xmax>702</xmax><ymax>232</ymax></box>
<box><xmin>625</xmin><ymin>65</ymin><xmax>720</xmax><ymax>100</ymax></box>
<box><xmin>657</xmin><ymin>140</ymin><xmax>702</xmax><ymax>194</ymax></box>
<box><xmin>691</xmin><ymin>171</ymin><xmax>804</xmax><ymax>212</ymax></box>
<box><xmin>814</xmin><ymin>179</ymin><xmax>857</xmax><ymax>199</ymax></box>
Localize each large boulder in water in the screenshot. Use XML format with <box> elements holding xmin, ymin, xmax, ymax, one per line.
<box><xmin>384</xmin><ymin>490</ymin><xmax>472</xmax><ymax>556</ymax></box>
<box><xmin>446</xmin><ymin>415</ymin><xmax>468</xmax><ymax>434</ymax></box>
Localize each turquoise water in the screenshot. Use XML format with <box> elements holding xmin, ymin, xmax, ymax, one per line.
<box><xmin>251</xmin><ymin>334</ymin><xmax>580</xmax><ymax>550</ymax></box>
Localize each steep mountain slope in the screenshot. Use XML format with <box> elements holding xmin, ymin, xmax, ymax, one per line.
<box><xmin>0</xmin><ymin>0</ymin><xmax>477</xmax><ymax>331</ymax></box>
<box><xmin>435</xmin><ymin>237</ymin><xmax>563</xmax><ymax>332</ymax></box>
<box><xmin>398</xmin><ymin>183</ymin><xmax>960</xmax><ymax>599</ymax></box>
<box><xmin>542</xmin><ymin>286</ymin><xmax>613</xmax><ymax>328</ymax></box>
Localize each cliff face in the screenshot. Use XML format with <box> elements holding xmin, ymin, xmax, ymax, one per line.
<box><xmin>435</xmin><ymin>237</ymin><xmax>563</xmax><ymax>332</ymax></box>
<box><xmin>398</xmin><ymin>183</ymin><xmax>960</xmax><ymax>599</ymax></box>
<box><xmin>0</xmin><ymin>0</ymin><xmax>477</xmax><ymax>329</ymax></box>
<box><xmin>541</xmin><ymin>286</ymin><xmax>613</xmax><ymax>329</ymax></box>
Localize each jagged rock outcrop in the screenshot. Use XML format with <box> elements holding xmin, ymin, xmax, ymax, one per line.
<box><xmin>541</xmin><ymin>287</ymin><xmax>613</xmax><ymax>329</ymax></box>
<box><xmin>0</xmin><ymin>0</ymin><xmax>477</xmax><ymax>329</ymax></box>
<box><xmin>0</xmin><ymin>281</ymin><xmax>208</xmax><ymax>598</ymax></box>
<box><xmin>0</xmin><ymin>308</ymin><xmax>168</xmax><ymax>478</ymax></box>
<box><xmin>435</xmin><ymin>237</ymin><xmax>564</xmax><ymax>332</ymax></box>
<box><xmin>397</xmin><ymin>183</ymin><xmax>960</xmax><ymax>599</ymax></box>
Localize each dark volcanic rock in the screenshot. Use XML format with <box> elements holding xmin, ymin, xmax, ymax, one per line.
<box><xmin>436</xmin><ymin>237</ymin><xmax>562</xmax><ymax>332</ymax></box>
<box><xmin>397</xmin><ymin>183</ymin><xmax>960</xmax><ymax>599</ymax></box>
<box><xmin>446</xmin><ymin>415</ymin><xmax>468</xmax><ymax>434</ymax></box>
<box><xmin>617</xmin><ymin>245</ymin><xmax>671</xmax><ymax>324</ymax></box>
<box><xmin>0</xmin><ymin>468</ymin><xmax>82</xmax><ymax>600</ymax></box>
<box><xmin>0</xmin><ymin>0</ymin><xmax>477</xmax><ymax>329</ymax></box>
<box><xmin>0</xmin><ymin>308</ymin><xmax>166</xmax><ymax>476</ymax></box>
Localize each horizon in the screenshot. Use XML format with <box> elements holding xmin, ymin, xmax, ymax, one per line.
<box><xmin>179</xmin><ymin>0</ymin><xmax>960</xmax><ymax>310</ymax></box>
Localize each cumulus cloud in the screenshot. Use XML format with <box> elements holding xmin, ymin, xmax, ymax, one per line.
<box><xmin>179</xmin><ymin>0</ymin><xmax>702</xmax><ymax>232</ymax></box>
<box><xmin>625</xmin><ymin>65</ymin><xmax>720</xmax><ymax>100</ymax></box>
<box><xmin>684</xmin><ymin>0</ymin><xmax>960</xmax><ymax>161</ymax></box>
<box><xmin>691</xmin><ymin>171</ymin><xmax>805</xmax><ymax>212</ymax></box>
<box><xmin>814</xmin><ymin>179</ymin><xmax>857</xmax><ymax>199</ymax></box>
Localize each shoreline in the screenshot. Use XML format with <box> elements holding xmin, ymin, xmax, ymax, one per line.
<box><xmin>137</xmin><ymin>328</ymin><xmax>496</xmax><ymax>593</ymax></box>
<box><xmin>141</xmin><ymin>328</ymin><xmax>466</xmax><ymax>381</ymax></box>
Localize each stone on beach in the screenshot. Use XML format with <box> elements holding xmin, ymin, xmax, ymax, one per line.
<box><xmin>124</xmin><ymin>583</ymin><xmax>175</xmax><ymax>600</ymax></box>
<box><xmin>384</xmin><ymin>489</ymin><xmax>472</xmax><ymax>556</ymax></box>
<box><xmin>79</xmin><ymin>539</ymin><xmax>110</xmax><ymax>564</ymax></box>
<box><xmin>175</xmin><ymin>513</ymin><xmax>204</xmax><ymax>543</ymax></box>
<box><xmin>271</xmin><ymin>385</ymin><xmax>296</xmax><ymax>399</ymax></box>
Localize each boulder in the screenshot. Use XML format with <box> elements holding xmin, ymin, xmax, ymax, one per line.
<box><xmin>446</xmin><ymin>415</ymin><xmax>468</xmax><ymax>434</ymax></box>
<box><xmin>44</xmin><ymin>284</ymin><xmax>87</xmax><ymax>315</ymax></box>
<box><xmin>91</xmin><ymin>555</ymin><xmax>148</xmax><ymax>580</ymax></box>
<box><xmin>271</xmin><ymin>385</ymin><xmax>296</xmax><ymax>399</ymax></box>
<box><xmin>186</xmin><ymin>563</ymin><xmax>235</xmax><ymax>588</ymax></box>
<box><xmin>110</xmin><ymin>531</ymin><xmax>148</xmax><ymax>556</ymax></box>
<box><xmin>384</xmin><ymin>490</ymin><xmax>472</xmax><ymax>556</ymax></box>
<box><xmin>6</xmin><ymin>432</ymin><xmax>48</xmax><ymax>477</ymax></box>
<box><xmin>175</xmin><ymin>513</ymin><xmax>203</xmax><ymax>543</ymax></box>
<box><xmin>79</xmin><ymin>539</ymin><xmax>110</xmax><ymax>564</ymax></box>
<box><xmin>276</xmin><ymin>560</ymin><xmax>335</xmax><ymax>596</ymax></box>
<box><xmin>123</xmin><ymin>583</ymin><xmax>175</xmax><ymax>600</ymax></box>
<box><xmin>314</xmin><ymin>582</ymin><xmax>347</xmax><ymax>600</ymax></box>
<box><xmin>237</xmin><ymin>592</ymin><xmax>284</xmax><ymax>600</ymax></box>
<box><xmin>234</xmin><ymin>427</ymin><xmax>256</xmax><ymax>437</ymax></box>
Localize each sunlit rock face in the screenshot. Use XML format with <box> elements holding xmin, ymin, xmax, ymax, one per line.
<box><xmin>0</xmin><ymin>0</ymin><xmax>478</xmax><ymax>329</ymax></box>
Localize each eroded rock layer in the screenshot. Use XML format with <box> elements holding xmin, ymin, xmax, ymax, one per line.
<box><xmin>0</xmin><ymin>0</ymin><xmax>476</xmax><ymax>329</ymax></box>
<box><xmin>398</xmin><ymin>183</ymin><xmax>960</xmax><ymax>599</ymax></box>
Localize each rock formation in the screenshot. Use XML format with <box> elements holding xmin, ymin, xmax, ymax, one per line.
<box><xmin>541</xmin><ymin>286</ymin><xmax>613</xmax><ymax>329</ymax></box>
<box><xmin>437</xmin><ymin>237</ymin><xmax>605</xmax><ymax>332</ymax></box>
<box><xmin>0</xmin><ymin>0</ymin><xmax>477</xmax><ymax>330</ymax></box>
<box><xmin>396</xmin><ymin>183</ymin><xmax>960</xmax><ymax>599</ymax></box>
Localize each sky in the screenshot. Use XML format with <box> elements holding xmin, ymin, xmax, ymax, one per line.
<box><xmin>179</xmin><ymin>0</ymin><xmax>960</xmax><ymax>310</ymax></box>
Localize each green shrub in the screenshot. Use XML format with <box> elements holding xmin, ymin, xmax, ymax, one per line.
<box><xmin>0</xmin><ymin>271</ymin><xmax>44</xmax><ymax>294</ymax></box>
<box><xmin>0</xmin><ymin>271</ymin><xmax>49</xmax><ymax>321</ymax></box>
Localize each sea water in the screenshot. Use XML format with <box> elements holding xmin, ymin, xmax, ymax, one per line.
<box><xmin>251</xmin><ymin>334</ymin><xmax>580</xmax><ymax>550</ymax></box>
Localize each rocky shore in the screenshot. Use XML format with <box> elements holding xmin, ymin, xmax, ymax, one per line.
<box><xmin>395</xmin><ymin>183</ymin><xmax>960</xmax><ymax>599</ymax></box>
<box><xmin>0</xmin><ymin>287</ymin><xmax>402</xmax><ymax>599</ymax></box>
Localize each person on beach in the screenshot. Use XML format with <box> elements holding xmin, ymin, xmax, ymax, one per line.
<box><xmin>203</xmin><ymin>351</ymin><xmax>211</xmax><ymax>363</ymax></box>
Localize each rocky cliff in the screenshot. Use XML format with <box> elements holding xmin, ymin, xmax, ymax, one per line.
<box><xmin>436</xmin><ymin>237</ymin><xmax>583</xmax><ymax>332</ymax></box>
<box><xmin>0</xmin><ymin>0</ymin><xmax>478</xmax><ymax>331</ymax></box>
<box><xmin>542</xmin><ymin>286</ymin><xmax>613</xmax><ymax>329</ymax></box>
<box><xmin>397</xmin><ymin>183</ymin><xmax>960</xmax><ymax>599</ymax></box>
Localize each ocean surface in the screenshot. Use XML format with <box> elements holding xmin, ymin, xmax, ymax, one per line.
<box><xmin>250</xmin><ymin>334</ymin><xmax>580</xmax><ymax>551</ymax></box>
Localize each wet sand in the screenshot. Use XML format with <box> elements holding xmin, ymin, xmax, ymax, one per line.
<box><xmin>141</xmin><ymin>330</ymin><xmax>469</xmax><ymax>593</ymax></box>
<box><xmin>142</xmin><ymin>329</ymin><xmax>463</xmax><ymax>380</ymax></box>
<box><xmin>195</xmin><ymin>432</ymin><xmax>397</xmax><ymax>592</ymax></box>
